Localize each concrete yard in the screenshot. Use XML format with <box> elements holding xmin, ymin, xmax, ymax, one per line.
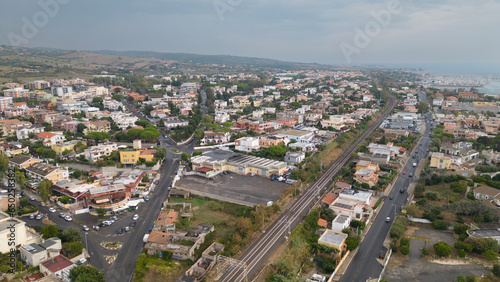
<box><xmin>174</xmin><ymin>173</ymin><xmax>289</xmax><ymax>206</ymax></box>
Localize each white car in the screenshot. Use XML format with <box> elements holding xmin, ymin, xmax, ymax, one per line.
<box><xmin>82</xmin><ymin>225</ymin><xmax>89</xmax><ymax>231</ymax></box>
<box><xmin>49</xmin><ymin>208</ymin><xmax>56</xmax><ymax>213</ymax></box>
<box><xmin>65</xmin><ymin>216</ymin><xmax>73</xmax><ymax>221</ymax></box>
<box><xmin>133</xmin><ymin>214</ymin><xmax>139</xmax><ymax>221</ymax></box>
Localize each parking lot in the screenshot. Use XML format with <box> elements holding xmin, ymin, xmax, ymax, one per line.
<box><xmin>175</xmin><ymin>173</ymin><xmax>289</xmax><ymax>206</ymax></box>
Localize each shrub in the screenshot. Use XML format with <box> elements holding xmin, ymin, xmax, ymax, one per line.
<box><xmin>433</xmin><ymin>241</ymin><xmax>452</xmax><ymax>257</ymax></box>
<box><xmin>459</xmin><ymin>233</ymin><xmax>468</xmax><ymax>241</ymax></box>
<box><xmin>459</xmin><ymin>249</ymin><xmax>468</xmax><ymax>258</ymax></box>
<box><xmin>492</xmin><ymin>264</ymin><xmax>500</xmax><ymax>277</ymax></box>
<box><xmin>465</xmin><ymin>238</ymin><xmax>499</xmax><ymax>254</ymax></box>
<box><xmin>390</xmin><ymin>216</ymin><xmax>407</xmax><ymax>239</ymax></box>
<box><xmin>483</xmin><ymin>250</ymin><xmax>498</xmax><ymax>261</ymax></box>
<box><xmin>433</xmin><ymin>220</ymin><xmax>448</xmax><ymax>230</ymax></box>
<box><xmin>454</xmin><ymin>242</ymin><xmax>473</xmax><ymax>253</ymax></box>
<box><xmin>400</xmin><ymin>238</ymin><xmax>409</xmax><ymax>247</ymax></box>
<box><xmin>467</xmin><ymin>191</ymin><xmax>475</xmax><ymax>200</ymax></box>
<box><xmin>422</xmin><ymin>248</ymin><xmax>429</xmax><ymax>256</ymax></box>
<box><xmin>400</xmin><ymin>245</ymin><xmax>410</xmax><ymax>255</ymax></box>
<box><xmin>425</xmin><ymin>192</ymin><xmax>439</xmax><ymax>201</ymax></box>
<box><xmin>59</xmin><ymin>195</ymin><xmax>71</xmax><ymax>204</ymax></box>
<box><xmin>454</xmin><ymin>224</ymin><xmax>469</xmax><ymax>235</ymax></box>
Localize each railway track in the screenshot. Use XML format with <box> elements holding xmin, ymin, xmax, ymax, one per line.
<box><xmin>221</xmin><ymin>95</ymin><xmax>396</xmax><ymax>282</ymax></box>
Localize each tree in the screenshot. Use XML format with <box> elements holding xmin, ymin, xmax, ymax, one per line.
<box><xmin>69</xmin><ymin>265</ymin><xmax>105</xmax><ymax>282</ymax></box>
<box><xmin>41</xmin><ymin>224</ymin><xmax>60</xmax><ymax>239</ymax></box>
<box><xmin>155</xmin><ymin>147</ymin><xmax>167</xmax><ymax>160</ymax></box>
<box><xmin>72</xmin><ymin>170</ymin><xmax>82</xmax><ymax>179</ymax></box>
<box><xmin>63</xmin><ymin>241</ymin><xmax>84</xmax><ymax>256</ymax></box>
<box><xmin>84</xmin><ymin>132</ymin><xmax>110</xmax><ymax>144</ymax></box>
<box><xmin>203</xmin><ymin>115</ymin><xmax>213</xmax><ymax>123</ymax></box>
<box><xmin>15</xmin><ymin>171</ymin><xmax>25</xmax><ymax>189</ymax></box>
<box><xmin>346</xmin><ymin>235</ymin><xmax>361</xmax><ymax>251</ymax></box>
<box><xmin>61</xmin><ymin>227</ymin><xmax>82</xmax><ymax>243</ymax></box>
<box><xmin>492</xmin><ymin>264</ymin><xmax>500</xmax><ymax>277</ymax></box>
<box><xmin>483</xmin><ymin>249</ymin><xmax>498</xmax><ymax>261</ymax></box>
<box><xmin>433</xmin><ymin>241</ymin><xmax>452</xmax><ymax>257</ymax></box>
<box><xmin>181</xmin><ymin>153</ymin><xmax>190</xmax><ymax>162</ymax></box>
<box><xmin>76</xmin><ymin>123</ymin><xmax>86</xmax><ymax>134</ymax></box>
<box><xmin>0</xmin><ymin>154</ymin><xmax>8</xmax><ymax>174</ymax></box>
<box><xmin>194</xmin><ymin>128</ymin><xmax>204</xmax><ymax>140</ymax></box>
<box><xmin>38</xmin><ymin>179</ymin><xmax>53</xmax><ymax>202</ymax></box>
<box><xmin>139</xmin><ymin>130</ymin><xmax>158</xmax><ymax>142</ymax></box>
<box><xmin>95</xmin><ymin>207</ymin><xmax>108</xmax><ymax>219</ymax></box>
<box><xmin>92</xmin><ymin>97</ymin><xmax>103</xmax><ymax>103</ymax></box>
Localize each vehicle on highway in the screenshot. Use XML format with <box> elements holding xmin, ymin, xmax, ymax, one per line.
<box><xmin>117</xmin><ymin>228</ymin><xmax>123</xmax><ymax>234</ymax></box>
<box><xmin>386</xmin><ymin>217</ymin><xmax>391</xmax><ymax>222</ymax></box>
<box><xmin>402</xmin><ymin>170</ymin><xmax>406</xmax><ymax>175</ymax></box>
<box><xmin>36</xmin><ymin>214</ymin><xmax>43</xmax><ymax>220</ymax></box>
<box><xmin>130</xmin><ymin>221</ymin><xmax>136</xmax><ymax>227</ymax></box>
<box><xmin>59</xmin><ymin>212</ymin><xmax>65</xmax><ymax>218</ymax></box>
<box><xmin>29</xmin><ymin>214</ymin><xmax>35</xmax><ymax>219</ymax></box>
<box><xmin>49</xmin><ymin>207</ymin><xmax>56</xmax><ymax>213</ymax></box>
<box><xmin>133</xmin><ymin>214</ymin><xmax>139</xmax><ymax>221</ymax></box>
<box><xmin>82</xmin><ymin>225</ymin><xmax>89</xmax><ymax>231</ymax></box>
<box><xmin>65</xmin><ymin>216</ymin><xmax>73</xmax><ymax>221</ymax></box>
<box><xmin>29</xmin><ymin>196</ymin><xmax>35</xmax><ymax>201</ymax></box>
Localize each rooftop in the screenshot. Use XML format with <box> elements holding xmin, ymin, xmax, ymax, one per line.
<box><xmin>40</xmin><ymin>255</ymin><xmax>73</xmax><ymax>273</ymax></box>
<box><xmin>278</xmin><ymin>129</ymin><xmax>311</xmax><ymax>137</ymax></box>
<box><xmin>318</xmin><ymin>229</ymin><xmax>348</xmax><ymax>248</ymax></box>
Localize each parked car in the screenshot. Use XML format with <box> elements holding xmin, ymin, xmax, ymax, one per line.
<box><xmin>144</xmin><ymin>196</ymin><xmax>150</xmax><ymax>201</ymax></box>
<box><xmin>65</xmin><ymin>216</ymin><xmax>73</xmax><ymax>221</ymax></box>
<box><xmin>82</xmin><ymin>225</ymin><xmax>89</xmax><ymax>231</ymax></box>
<box><xmin>29</xmin><ymin>214</ymin><xmax>35</xmax><ymax>220</ymax></box>
<box><xmin>389</xmin><ymin>195</ymin><xmax>393</xmax><ymax>200</ymax></box>
<box><xmin>49</xmin><ymin>207</ymin><xmax>56</xmax><ymax>213</ymax></box>
<box><xmin>117</xmin><ymin>228</ymin><xmax>123</xmax><ymax>234</ymax></box>
<box><xmin>20</xmin><ymin>191</ymin><xmax>26</xmax><ymax>196</ymax></box>
<box><xmin>219</xmin><ymin>172</ymin><xmax>224</xmax><ymax>177</ymax></box>
<box><xmin>111</xmin><ymin>216</ymin><xmax>118</xmax><ymax>221</ymax></box>
<box><xmin>93</xmin><ymin>225</ymin><xmax>100</xmax><ymax>231</ymax></box>
<box><xmin>250</xmin><ymin>173</ymin><xmax>255</xmax><ymax>177</ymax></box>
<box><xmin>59</xmin><ymin>212</ymin><xmax>66</xmax><ymax>218</ymax></box>
<box><xmin>29</xmin><ymin>196</ymin><xmax>35</xmax><ymax>201</ymax></box>
<box><xmin>125</xmin><ymin>226</ymin><xmax>130</xmax><ymax>232</ymax></box>
<box><xmin>130</xmin><ymin>221</ymin><xmax>136</xmax><ymax>227</ymax></box>
<box><xmin>402</xmin><ymin>170</ymin><xmax>406</xmax><ymax>175</ymax></box>
<box><xmin>409</xmin><ymin>173</ymin><xmax>413</xmax><ymax>177</ymax></box>
<box><xmin>378</xmin><ymin>249</ymin><xmax>386</xmax><ymax>259</ymax></box>
<box><xmin>109</xmin><ymin>219</ymin><xmax>115</xmax><ymax>224</ymax></box>
<box><xmin>133</xmin><ymin>214</ymin><xmax>139</xmax><ymax>221</ymax></box>
<box><xmin>36</xmin><ymin>214</ymin><xmax>43</xmax><ymax>220</ymax></box>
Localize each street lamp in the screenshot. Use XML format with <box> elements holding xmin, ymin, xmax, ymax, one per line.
<box><xmin>85</xmin><ymin>232</ymin><xmax>88</xmax><ymax>251</ymax></box>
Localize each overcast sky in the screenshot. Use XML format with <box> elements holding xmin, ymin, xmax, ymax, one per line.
<box><xmin>0</xmin><ymin>0</ymin><xmax>499</xmax><ymax>65</ymax></box>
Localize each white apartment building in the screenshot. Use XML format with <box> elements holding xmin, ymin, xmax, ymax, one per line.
<box><xmin>235</xmin><ymin>137</ymin><xmax>260</xmax><ymax>152</ymax></box>
<box><xmin>84</xmin><ymin>142</ymin><xmax>118</xmax><ymax>162</ymax></box>
<box><xmin>16</xmin><ymin>125</ymin><xmax>45</xmax><ymax>140</ymax></box>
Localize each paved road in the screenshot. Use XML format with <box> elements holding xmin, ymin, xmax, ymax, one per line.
<box><xmin>219</xmin><ymin>95</ymin><xmax>396</xmax><ymax>282</ymax></box>
<box><xmin>340</xmin><ymin>91</ymin><xmax>433</xmax><ymax>282</ymax></box>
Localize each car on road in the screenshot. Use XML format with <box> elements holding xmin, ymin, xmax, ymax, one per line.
<box><xmin>409</xmin><ymin>173</ymin><xmax>413</xmax><ymax>177</ymax></box>
<box><xmin>389</xmin><ymin>195</ymin><xmax>393</xmax><ymax>200</ymax></box>
<box><xmin>400</xmin><ymin>187</ymin><xmax>405</xmax><ymax>193</ymax></box>
<box><xmin>29</xmin><ymin>214</ymin><xmax>35</xmax><ymax>220</ymax></box>
<box><xmin>130</xmin><ymin>221</ymin><xmax>136</xmax><ymax>227</ymax></box>
<box><xmin>402</xmin><ymin>170</ymin><xmax>406</xmax><ymax>175</ymax></box>
<box><xmin>93</xmin><ymin>225</ymin><xmax>100</xmax><ymax>231</ymax></box>
<box><xmin>21</xmin><ymin>191</ymin><xmax>26</xmax><ymax>196</ymax></box>
<box><xmin>59</xmin><ymin>212</ymin><xmax>66</xmax><ymax>218</ymax></box>
<box><xmin>109</xmin><ymin>219</ymin><xmax>115</xmax><ymax>224</ymax></box>
<box><xmin>125</xmin><ymin>226</ymin><xmax>130</xmax><ymax>232</ymax></box>
<box><xmin>103</xmin><ymin>221</ymin><xmax>111</xmax><ymax>226</ymax></box>
<box><xmin>36</xmin><ymin>214</ymin><xmax>43</xmax><ymax>220</ymax></box>
<box><xmin>144</xmin><ymin>196</ymin><xmax>150</xmax><ymax>201</ymax></box>
<box><xmin>82</xmin><ymin>225</ymin><xmax>89</xmax><ymax>231</ymax></box>
<box><xmin>65</xmin><ymin>216</ymin><xmax>73</xmax><ymax>221</ymax></box>
<box><xmin>413</xmin><ymin>162</ymin><xmax>417</xmax><ymax>167</ymax></box>
<box><xmin>168</xmin><ymin>185</ymin><xmax>172</xmax><ymax>191</ymax></box>
<box><xmin>219</xmin><ymin>172</ymin><xmax>224</xmax><ymax>176</ymax></box>
<box><xmin>386</xmin><ymin>217</ymin><xmax>391</xmax><ymax>222</ymax></box>
<box><xmin>117</xmin><ymin>228</ymin><xmax>123</xmax><ymax>234</ymax></box>
<box><xmin>111</xmin><ymin>216</ymin><xmax>118</xmax><ymax>221</ymax></box>
<box><xmin>49</xmin><ymin>207</ymin><xmax>56</xmax><ymax>213</ymax></box>
<box><xmin>133</xmin><ymin>214</ymin><xmax>139</xmax><ymax>221</ymax></box>
<box><xmin>378</xmin><ymin>249</ymin><xmax>386</xmax><ymax>259</ymax></box>
<box><xmin>250</xmin><ymin>173</ymin><xmax>255</xmax><ymax>177</ymax></box>
<box><xmin>154</xmin><ymin>180</ymin><xmax>159</xmax><ymax>185</ymax></box>
<box><xmin>29</xmin><ymin>196</ymin><xmax>35</xmax><ymax>201</ymax></box>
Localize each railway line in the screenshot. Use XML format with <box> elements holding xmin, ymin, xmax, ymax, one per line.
<box><xmin>221</xmin><ymin>95</ymin><xmax>396</xmax><ymax>282</ymax></box>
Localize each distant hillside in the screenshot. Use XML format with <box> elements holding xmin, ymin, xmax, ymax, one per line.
<box><xmin>93</xmin><ymin>50</ymin><xmax>332</xmax><ymax>70</ymax></box>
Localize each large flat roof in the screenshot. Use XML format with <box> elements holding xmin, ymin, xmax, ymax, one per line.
<box><xmin>278</xmin><ymin>129</ymin><xmax>311</xmax><ymax>137</ymax></box>
<box><xmin>319</xmin><ymin>229</ymin><xmax>347</xmax><ymax>247</ymax></box>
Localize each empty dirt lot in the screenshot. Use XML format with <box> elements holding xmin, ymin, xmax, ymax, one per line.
<box><xmin>174</xmin><ymin>173</ymin><xmax>289</xmax><ymax>206</ymax></box>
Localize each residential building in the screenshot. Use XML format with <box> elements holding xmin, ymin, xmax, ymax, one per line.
<box><xmin>164</xmin><ymin>119</ymin><xmax>189</xmax><ymax>129</ymax></box>
<box><xmin>37</xmin><ymin>131</ymin><xmax>66</xmax><ymax>146</ymax></box>
<box><xmin>276</xmin><ymin>111</ymin><xmax>304</xmax><ymax>124</ymax></box>
<box><xmin>0</xmin><ymin>97</ymin><xmax>14</xmax><ymax>112</ymax></box>
<box><xmin>139</xmin><ymin>150</ymin><xmax>157</xmax><ymax>162</ymax></box>
<box><xmin>275</xmin><ymin>129</ymin><xmax>314</xmax><ymax>143</ymax></box>
<box><xmin>27</xmin><ymin>80</ymin><xmax>50</xmax><ymax>90</ymax></box>
<box><xmin>0</xmin><ymin>188</ymin><xmax>19</xmax><ymax>212</ymax></box>
<box><xmin>321</xmin><ymin>115</ymin><xmax>346</xmax><ymax>130</ymax></box>
<box><xmin>0</xmin><ymin>119</ymin><xmax>31</xmax><ymax>136</ymax></box>
<box><xmin>259</xmin><ymin>136</ymin><xmax>287</xmax><ymax>148</ymax></box>
<box><xmin>82</xmin><ymin>120</ymin><xmax>111</xmax><ymax>134</ymax></box>
<box><xmin>51</xmin><ymin>140</ymin><xmax>80</xmax><ymax>156</ymax></box>
<box><xmin>3</xmin><ymin>87</ymin><xmax>29</xmax><ymax>99</ymax></box>
<box><xmin>284</xmin><ymin>151</ymin><xmax>305</xmax><ymax>164</ymax></box>
<box><xmin>430</xmin><ymin>152</ymin><xmax>452</xmax><ymax>169</ymax></box>
<box><xmin>200</xmin><ymin>131</ymin><xmax>231</xmax><ymax>145</ymax></box>
<box><xmin>331</xmin><ymin>214</ymin><xmax>351</xmax><ymax>233</ymax></box>
<box><xmin>20</xmin><ymin>238</ymin><xmax>62</xmax><ymax>267</ymax></box>
<box><xmin>39</xmin><ymin>254</ymin><xmax>75</xmax><ymax>282</ymax></box>
<box><xmin>367</xmin><ymin>142</ymin><xmax>406</xmax><ymax>158</ymax></box>
<box><xmin>16</xmin><ymin>124</ymin><xmax>45</xmax><ymax>140</ymax></box>
<box><xmin>83</xmin><ymin>142</ymin><xmax>118</xmax><ymax>162</ymax></box>
<box><xmin>0</xmin><ymin>142</ymin><xmax>29</xmax><ymax>157</ymax></box>
<box><xmin>473</xmin><ymin>186</ymin><xmax>500</xmax><ymax>205</ymax></box>
<box><xmin>353</xmin><ymin>166</ymin><xmax>379</xmax><ymax>187</ymax></box>
<box><xmin>482</xmin><ymin>150</ymin><xmax>500</xmax><ymax>166</ymax></box>
<box><xmin>110</xmin><ymin>112</ymin><xmax>139</xmax><ymax>130</ymax></box>
<box><xmin>235</xmin><ymin>137</ymin><xmax>260</xmax><ymax>152</ymax></box>
<box><xmin>318</xmin><ymin>229</ymin><xmax>348</xmax><ymax>252</ymax></box>
<box><xmin>120</xmin><ymin>150</ymin><xmax>140</xmax><ymax>166</ymax></box>
<box><xmin>9</xmin><ymin>155</ymin><xmax>43</xmax><ymax>169</ymax></box>
<box><xmin>330</xmin><ymin>189</ymin><xmax>372</xmax><ymax>220</ymax></box>
<box><xmin>51</xmin><ymin>85</ymin><xmax>73</xmax><ymax>96</ymax></box>
<box><xmin>0</xmin><ymin>211</ymin><xmax>41</xmax><ymax>253</ymax></box>
<box><xmin>52</xmin><ymin>115</ymin><xmax>73</xmax><ymax>129</ymax></box>
<box><xmin>25</xmin><ymin>163</ymin><xmax>69</xmax><ymax>184</ymax></box>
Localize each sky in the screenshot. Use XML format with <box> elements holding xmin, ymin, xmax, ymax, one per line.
<box><xmin>0</xmin><ymin>0</ymin><xmax>499</xmax><ymax>66</ymax></box>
